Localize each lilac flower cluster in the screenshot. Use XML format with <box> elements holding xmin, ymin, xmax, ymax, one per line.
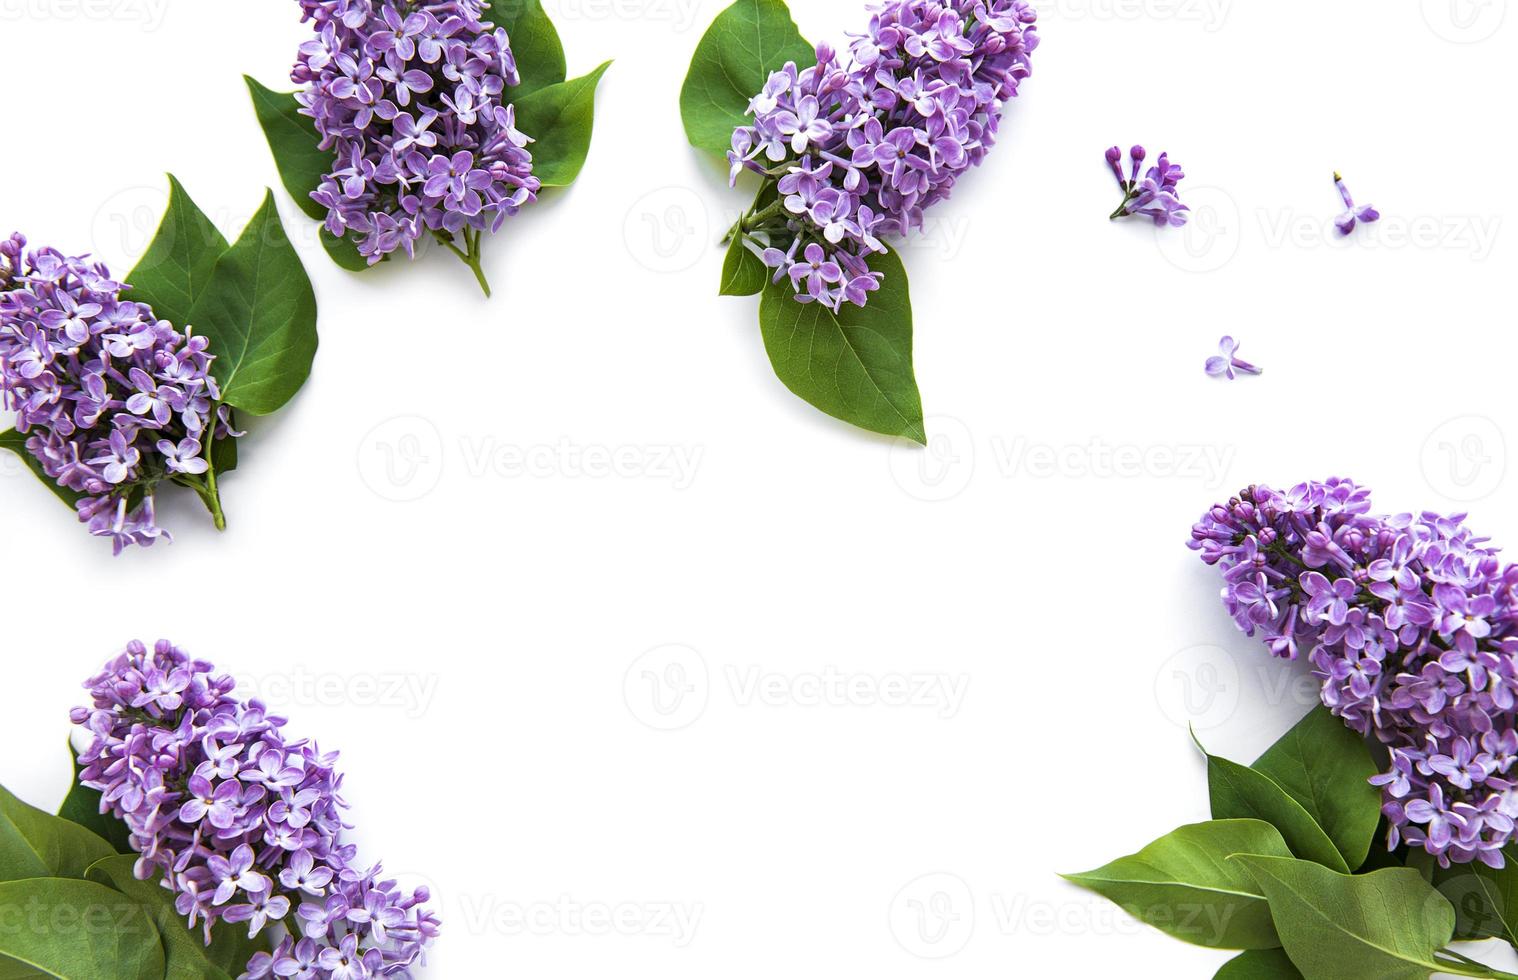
<box><xmin>293</xmin><ymin>0</ymin><xmax>539</xmax><ymax>281</ymax></box>
<box><xmin>73</xmin><ymin>640</ymin><xmax>439</xmax><ymax>977</ymax></box>
<box><xmin>1105</xmin><ymin>145</ymin><xmax>1188</xmax><ymax>226</ymax></box>
<box><xmin>0</xmin><ymin>235</ymin><xmax>237</xmax><ymax>554</ymax></box>
<box><xmin>727</xmin><ymin>0</ymin><xmax>1039</xmax><ymax>311</ymax></box>
<box><xmin>1191</xmin><ymin>480</ymin><xmax>1518</xmax><ymax>869</ymax></box>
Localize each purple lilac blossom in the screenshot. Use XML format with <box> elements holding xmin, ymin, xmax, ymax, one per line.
<box><xmin>0</xmin><ymin>235</ymin><xmax>237</xmax><ymax>554</ymax></box>
<box><xmin>292</xmin><ymin>0</ymin><xmax>540</xmax><ymax>280</ymax></box>
<box><xmin>727</xmin><ymin>0</ymin><xmax>1039</xmax><ymax>311</ymax></box>
<box><xmin>1105</xmin><ymin>145</ymin><xmax>1188</xmax><ymax>226</ymax></box>
<box><xmin>1333</xmin><ymin>172</ymin><xmax>1380</xmax><ymax>236</ymax></box>
<box><xmin>1191</xmin><ymin>480</ymin><xmax>1518</xmax><ymax>869</ymax></box>
<box><xmin>1204</xmin><ymin>336</ymin><xmax>1261</xmax><ymax>381</ymax></box>
<box><xmin>73</xmin><ymin>640</ymin><xmax>440</xmax><ymax>978</ymax></box>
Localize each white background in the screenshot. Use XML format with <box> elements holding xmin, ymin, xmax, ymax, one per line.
<box><xmin>2</xmin><ymin>0</ymin><xmax>1516</xmax><ymax>975</ymax></box>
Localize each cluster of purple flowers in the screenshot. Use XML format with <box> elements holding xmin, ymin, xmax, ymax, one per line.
<box><xmin>1104</xmin><ymin>145</ymin><xmax>1188</xmax><ymax>227</ymax></box>
<box><xmin>293</xmin><ymin>0</ymin><xmax>540</xmax><ymax>270</ymax></box>
<box><xmin>73</xmin><ymin>640</ymin><xmax>439</xmax><ymax>977</ymax></box>
<box><xmin>1191</xmin><ymin>480</ymin><xmax>1518</xmax><ymax>869</ymax></box>
<box><xmin>728</xmin><ymin>0</ymin><xmax>1039</xmax><ymax>311</ymax></box>
<box><xmin>0</xmin><ymin>235</ymin><xmax>236</xmax><ymax>554</ymax></box>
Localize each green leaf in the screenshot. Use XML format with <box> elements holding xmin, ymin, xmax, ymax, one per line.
<box><xmin>758</xmin><ymin>248</ymin><xmax>925</xmax><ymax>443</ymax></box>
<box><xmin>1060</xmin><ymin>819</ymin><xmax>1291</xmax><ymax>950</ymax></box>
<box><xmin>514</xmin><ymin>61</ymin><xmax>611</xmax><ymax>188</ymax></box>
<box><xmin>0</xmin><ymin>430</ymin><xmax>80</xmax><ymax>509</ymax></box>
<box><xmin>55</xmin><ymin>747</ymin><xmax>131</xmax><ymax>857</ymax></box>
<box><xmin>86</xmin><ymin>855</ymin><xmax>269</xmax><ymax>979</ymax></box>
<box><xmin>243</xmin><ymin>75</ymin><xmax>367</xmax><ymax>271</ymax></box>
<box><xmin>1215</xmin><ymin>948</ymin><xmax>1305</xmax><ymax>979</ymax></box>
<box><xmin>492</xmin><ymin>0</ymin><xmax>565</xmax><ymax>98</ymax></box>
<box><xmin>0</xmin><ymin>878</ymin><xmax>163</xmax><ymax>979</ymax></box>
<box><xmin>0</xmin><ymin>783</ymin><xmax>115</xmax><ymax>883</ymax></box>
<box><xmin>1433</xmin><ymin>847</ymin><xmax>1518</xmax><ymax>945</ymax></box>
<box><xmin>1230</xmin><ymin>856</ymin><xmax>1455</xmax><ymax>980</ymax></box>
<box><xmin>719</xmin><ymin>235</ymin><xmax>768</xmax><ymax>296</ymax></box>
<box><xmin>1200</xmin><ymin>738</ymin><xmax>1349</xmax><ymax>873</ymax></box>
<box><xmin>680</xmin><ymin>0</ymin><xmax>815</xmax><ymax>155</ymax></box>
<box><xmin>187</xmin><ymin>192</ymin><xmax>319</xmax><ymax>416</ymax></box>
<box><xmin>1253</xmin><ymin>706</ymin><xmax>1381</xmax><ymax>871</ymax></box>
<box><xmin>124</xmin><ymin>175</ymin><xmax>228</xmax><ymax>328</ymax></box>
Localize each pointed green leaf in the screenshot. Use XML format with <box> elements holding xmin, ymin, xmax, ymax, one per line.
<box><xmin>1202</xmin><ymin>742</ymin><xmax>1349</xmax><ymax>872</ymax></box>
<box><xmin>680</xmin><ymin>0</ymin><xmax>815</xmax><ymax>154</ymax></box>
<box><xmin>1433</xmin><ymin>848</ymin><xmax>1518</xmax><ymax>945</ymax></box>
<box><xmin>514</xmin><ymin>61</ymin><xmax>611</xmax><ymax>187</ymax></box>
<box><xmin>0</xmin><ymin>430</ymin><xmax>80</xmax><ymax>509</ymax></box>
<box><xmin>758</xmin><ymin>248</ymin><xmax>924</xmax><ymax>442</ymax></box>
<box><xmin>187</xmin><ymin>192</ymin><xmax>319</xmax><ymax>416</ymax></box>
<box><xmin>0</xmin><ymin>877</ymin><xmax>163</xmax><ymax>979</ymax></box>
<box><xmin>1230</xmin><ymin>856</ymin><xmax>1455</xmax><ymax>980</ymax></box>
<box><xmin>1061</xmin><ymin>819</ymin><xmax>1290</xmax><ymax>950</ymax></box>
<box><xmin>87</xmin><ymin>855</ymin><xmax>269</xmax><ymax>979</ymax></box>
<box><xmin>243</xmin><ymin>75</ymin><xmax>368</xmax><ymax>271</ymax></box>
<box><xmin>0</xmin><ymin>783</ymin><xmax>115</xmax><ymax>883</ymax></box>
<box><xmin>1253</xmin><ymin>707</ymin><xmax>1381</xmax><ymax>871</ymax></box>
<box><xmin>56</xmin><ymin>747</ymin><xmax>131</xmax><ymax>857</ymax></box>
<box><xmin>493</xmin><ymin>0</ymin><xmax>565</xmax><ymax>98</ymax></box>
<box><xmin>1216</xmin><ymin>948</ymin><xmax>1305</xmax><ymax>979</ymax></box>
<box><xmin>124</xmin><ymin>175</ymin><xmax>229</xmax><ymax>328</ymax></box>
<box><xmin>719</xmin><ymin>235</ymin><xmax>768</xmax><ymax>296</ymax></box>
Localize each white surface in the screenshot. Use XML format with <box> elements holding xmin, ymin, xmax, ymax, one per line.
<box><xmin>2</xmin><ymin>0</ymin><xmax>1516</xmax><ymax>975</ymax></box>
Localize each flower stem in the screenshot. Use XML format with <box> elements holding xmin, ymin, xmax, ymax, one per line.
<box><xmin>434</xmin><ymin>229</ymin><xmax>492</xmax><ymax>297</ymax></box>
<box><xmin>1436</xmin><ymin>949</ymin><xmax>1518</xmax><ymax>979</ymax></box>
